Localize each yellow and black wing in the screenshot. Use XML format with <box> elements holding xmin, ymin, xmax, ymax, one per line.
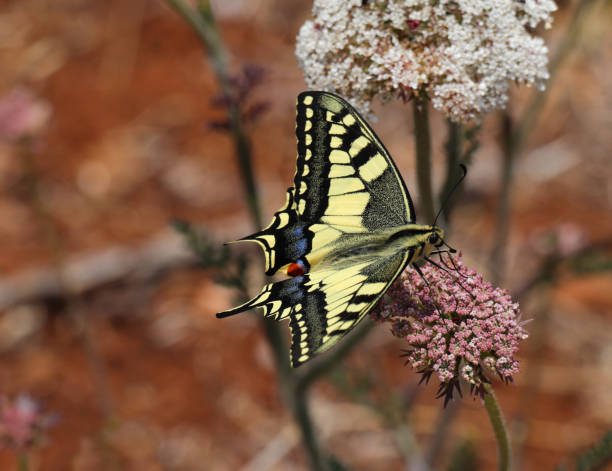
<box><xmin>220</xmin><ymin>251</ymin><xmax>409</xmax><ymax>367</ymax></box>
<box><xmin>218</xmin><ymin>91</ymin><xmax>415</xmax><ymax>366</ymax></box>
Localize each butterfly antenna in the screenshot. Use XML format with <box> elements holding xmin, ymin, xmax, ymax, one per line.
<box><xmin>424</xmin><ymin>256</ymin><xmax>454</xmax><ymax>276</ymax></box>
<box><xmin>433</xmin><ymin>164</ymin><xmax>467</xmax><ymax>227</ymax></box>
<box><xmin>444</xmin><ymin>251</ymin><xmax>469</xmax><ymax>279</ymax></box>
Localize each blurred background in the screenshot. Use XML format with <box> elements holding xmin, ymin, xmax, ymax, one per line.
<box><xmin>0</xmin><ymin>0</ymin><xmax>611</xmax><ymax>469</ymax></box>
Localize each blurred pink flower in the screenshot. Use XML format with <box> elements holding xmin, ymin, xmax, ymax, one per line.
<box><xmin>371</xmin><ymin>255</ymin><xmax>527</xmax><ymax>404</ymax></box>
<box><xmin>0</xmin><ymin>87</ymin><xmax>51</xmax><ymax>142</ymax></box>
<box><xmin>0</xmin><ymin>394</ymin><xmax>56</xmax><ymax>450</ymax></box>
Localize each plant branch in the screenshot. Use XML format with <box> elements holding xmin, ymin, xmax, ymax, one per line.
<box><xmin>489</xmin><ymin>112</ymin><xmax>513</xmax><ymax>284</ymax></box>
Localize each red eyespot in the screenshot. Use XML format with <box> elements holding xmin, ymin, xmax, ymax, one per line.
<box><xmin>287</xmin><ymin>261</ymin><xmax>305</xmax><ymax>277</ymax></box>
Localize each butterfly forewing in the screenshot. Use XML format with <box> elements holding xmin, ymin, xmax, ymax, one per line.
<box><xmin>218</xmin><ymin>91</ymin><xmax>418</xmax><ymax>366</ymax></box>
<box><xmin>294</xmin><ymin>92</ymin><xmax>415</xmax><ymax>228</ymax></box>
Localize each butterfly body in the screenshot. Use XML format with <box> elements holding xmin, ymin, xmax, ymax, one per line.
<box><xmin>218</xmin><ymin>92</ymin><xmax>444</xmax><ymax>367</ymax></box>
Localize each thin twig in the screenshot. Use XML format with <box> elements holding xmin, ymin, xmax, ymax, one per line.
<box><xmin>18</xmin><ymin>453</ymin><xmax>28</xmax><ymax>471</ymax></box>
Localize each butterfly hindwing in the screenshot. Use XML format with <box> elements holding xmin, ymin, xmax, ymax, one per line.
<box><xmin>220</xmin><ymin>251</ymin><xmax>410</xmax><ymax>367</ymax></box>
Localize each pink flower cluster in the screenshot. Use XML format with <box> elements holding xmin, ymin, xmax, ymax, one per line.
<box><xmin>371</xmin><ymin>255</ymin><xmax>527</xmax><ymax>403</ymax></box>
<box><xmin>0</xmin><ymin>394</ymin><xmax>56</xmax><ymax>450</ymax></box>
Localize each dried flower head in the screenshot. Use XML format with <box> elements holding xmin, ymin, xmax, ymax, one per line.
<box><xmin>296</xmin><ymin>0</ymin><xmax>556</xmax><ymax>122</ymax></box>
<box><xmin>370</xmin><ymin>255</ymin><xmax>527</xmax><ymax>404</ymax></box>
<box><xmin>0</xmin><ymin>394</ymin><xmax>56</xmax><ymax>451</ymax></box>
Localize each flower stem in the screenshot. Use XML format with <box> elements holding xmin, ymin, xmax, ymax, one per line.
<box><xmin>483</xmin><ymin>384</ymin><xmax>511</xmax><ymax>471</ymax></box>
<box><xmin>18</xmin><ymin>453</ymin><xmax>29</xmax><ymax>471</ymax></box>
<box><xmin>412</xmin><ymin>97</ymin><xmax>436</xmax><ymax>224</ymax></box>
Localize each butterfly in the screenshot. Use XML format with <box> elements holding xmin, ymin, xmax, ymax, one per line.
<box><xmin>217</xmin><ymin>91</ymin><xmax>448</xmax><ymax>367</ymax></box>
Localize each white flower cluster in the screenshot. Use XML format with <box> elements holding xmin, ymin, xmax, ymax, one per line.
<box><xmin>296</xmin><ymin>0</ymin><xmax>556</xmax><ymax>122</ymax></box>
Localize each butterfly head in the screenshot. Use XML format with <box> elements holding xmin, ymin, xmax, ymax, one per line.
<box><xmin>423</xmin><ymin>226</ymin><xmax>445</xmax><ymax>257</ymax></box>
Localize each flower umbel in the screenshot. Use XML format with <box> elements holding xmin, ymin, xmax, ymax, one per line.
<box><xmin>370</xmin><ymin>255</ymin><xmax>527</xmax><ymax>404</ymax></box>
<box><xmin>296</xmin><ymin>0</ymin><xmax>556</xmax><ymax>122</ymax></box>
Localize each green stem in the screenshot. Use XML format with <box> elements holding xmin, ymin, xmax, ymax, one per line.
<box><xmin>483</xmin><ymin>384</ymin><xmax>511</xmax><ymax>471</ymax></box>
<box><xmin>18</xmin><ymin>453</ymin><xmax>28</xmax><ymax>471</ymax></box>
<box><xmin>413</xmin><ymin>97</ymin><xmax>436</xmax><ymax>224</ymax></box>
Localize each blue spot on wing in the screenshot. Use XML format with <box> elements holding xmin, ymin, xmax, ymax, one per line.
<box><xmin>282</xmin><ymin>276</ymin><xmax>305</xmax><ymax>301</ymax></box>
<box><xmin>294</xmin><ymin>238</ymin><xmax>308</xmax><ymax>254</ymax></box>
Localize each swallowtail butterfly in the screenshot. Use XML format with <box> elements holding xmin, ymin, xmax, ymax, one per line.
<box><xmin>218</xmin><ymin>92</ymin><xmax>446</xmax><ymax>367</ymax></box>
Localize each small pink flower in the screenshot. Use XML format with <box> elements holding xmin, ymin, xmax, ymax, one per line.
<box><xmin>407</xmin><ymin>19</ymin><xmax>420</xmax><ymax>30</ymax></box>
<box><xmin>0</xmin><ymin>394</ymin><xmax>56</xmax><ymax>450</ymax></box>
<box><xmin>371</xmin><ymin>255</ymin><xmax>527</xmax><ymax>404</ymax></box>
<box><xmin>0</xmin><ymin>87</ymin><xmax>51</xmax><ymax>142</ymax></box>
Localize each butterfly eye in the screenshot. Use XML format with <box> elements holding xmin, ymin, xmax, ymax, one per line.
<box><xmin>428</xmin><ymin>233</ymin><xmax>439</xmax><ymax>245</ymax></box>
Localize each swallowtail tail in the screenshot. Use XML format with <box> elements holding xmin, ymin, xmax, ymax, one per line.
<box><xmin>218</xmin><ymin>92</ymin><xmax>446</xmax><ymax>367</ymax></box>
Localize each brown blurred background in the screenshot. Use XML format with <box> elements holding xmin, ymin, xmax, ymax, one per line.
<box><xmin>0</xmin><ymin>0</ymin><xmax>611</xmax><ymax>470</ymax></box>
